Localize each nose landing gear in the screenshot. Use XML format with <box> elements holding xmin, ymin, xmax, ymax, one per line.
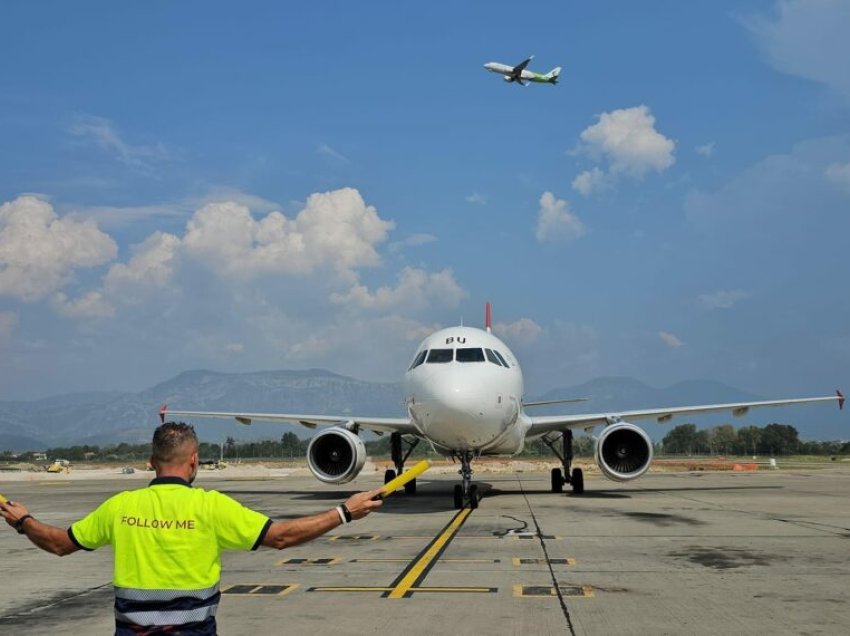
<box><xmin>452</xmin><ymin>450</ymin><xmax>479</xmax><ymax>509</ymax></box>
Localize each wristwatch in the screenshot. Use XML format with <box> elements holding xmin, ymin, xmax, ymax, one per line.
<box><xmin>14</xmin><ymin>514</ymin><xmax>33</xmax><ymax>534</ymax></box>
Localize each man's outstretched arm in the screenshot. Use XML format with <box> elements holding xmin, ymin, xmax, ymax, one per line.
<box><xmin>262</xmin><ymin>488</ymin><xmax>384</xmax><ymax>550</ymax></box>
<box><xmin>0</xmin><ymin>499</ymin><xmax>79</xmax><ymax>556</ymax></box>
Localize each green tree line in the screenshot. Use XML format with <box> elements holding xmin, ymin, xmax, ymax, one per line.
<box><xmin>660</xmin><ymin>423</ymin><xmax>850</xmax><ymax>456</ymax></box>
<box><xmin>3</xmin><ymin>423</ymin><xmax>846</xmax><ymax>463</ymax></box>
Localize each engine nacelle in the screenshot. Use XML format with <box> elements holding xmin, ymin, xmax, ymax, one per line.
<box><xmin>595</xmin><ymin>422</ymin><xmax>653</xmax><ymax>482</ymax></box>
<box><xmin>504</xmin><ymin>75</ymin><xmax>514</xmax><ymax>82</ymax></box>
<box><xmin>307</xmin><ymin>427</ymin><xmax>367</xmax><ymax>484</ymax></box>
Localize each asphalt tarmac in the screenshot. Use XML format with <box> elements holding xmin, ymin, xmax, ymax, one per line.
<box><xmin>1</xmin><ymin>464</ymin><xmax>849</xmax><ymax>635</ymax></box>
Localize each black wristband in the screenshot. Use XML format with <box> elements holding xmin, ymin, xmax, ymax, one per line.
<box><xmin>340</xmin><ymin>503</ymin><xmax>353</xmax><ymax>523</ymax></box>
<box><xmin>15</xmin><ymin>514</ymin><xmax>33</xmax><ymax>534</ymax></box>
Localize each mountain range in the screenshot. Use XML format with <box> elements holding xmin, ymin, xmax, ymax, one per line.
<box><xmin>0</xmin><ymin>370</ymin><xmax>844</xmax><ymax>451</ymax></box>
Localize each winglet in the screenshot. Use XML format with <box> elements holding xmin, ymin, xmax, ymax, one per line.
<box><xmin>485</xmin><ymin>302</ymin><xmax>492</xmax><ymax>333</ymax></box>
<box><xmin>159</xmin><ymin>404</ymin><xmax>168</xmax><ymax>424</ymax></box>
<box><xmin>838</xmin><ymin>390</ymin><xmax>845</xmax><ymax>410</ymax></box>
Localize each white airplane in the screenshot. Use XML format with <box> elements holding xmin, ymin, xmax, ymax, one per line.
<box><xmin>162</xmin><ymin>304</ymin><xmax>844</xmax><ymax>510</ymax></box>
<box><xmin>483</xmin><ymin>55</ymin><xmax>561</xmax><ymax>85</ymax></box>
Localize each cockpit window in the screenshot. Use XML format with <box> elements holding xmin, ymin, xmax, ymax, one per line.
<box><xmin>485</xmin><ymin>348</ymin><xmax>503</xmax><ymax>366</ymax></box>
<box><xmin>493</xmin><ymin>350</ymin><xmax>510</xmax><ymax>367</ymax></box>
<box><xmin>456</xmin><ymin>348</ymin><xmax>485</xmax><ymax>363</ymax></box>
<box><xmin>426</xmin><ymin>349</ymin><xmax>453</xmax><ymax>363</ymax></box>
<box><xmin>408</xmin><ymin>349</ymin><xmax>427</xmax><ymax>370</ymax></box>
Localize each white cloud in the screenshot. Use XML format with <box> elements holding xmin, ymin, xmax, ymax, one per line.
<box><xmin>330</xmin><ymin>267</ymin><xmax>466</xmax><ymax>312</ymax></box>
<box><xmin>69</xmin><ymin>115</ymin><xmax>171</xmax><ymax>171</ymax></box>
<box><xmin>51</xmin><ymin>290</ymin><xmax>115</xmax><ymax>319</ymax></box>
<box><xmin>104</xmin><ymin>231</ymin><xmax>181</xmax><ymax>301</ymax></box>
<box><xmin>535</xmin><ymin>192</ymin><xmax>585</xmax><ymax>243</ymax></box>
<box><xmin>696</xmin><ymin>142</ymin><xmax>716</xmax><ymax>157</ymax></box>
<box><xmin>224</xmin><ymin>343</ymin><xmax>244</xmax><ymax>353</ymax></box>
<box><xmin>317</xmin><ymin>143</ymin><xmax>350</xmax><ymax>164</ymax></box>
<box><xmin>659</xmin><ymin>331</ymin><xmax>684</xmax><ymax>348</ymax></box>
<box><xmin>571</xmin><ymin>168</ymin><xmax>608</xmax><ymax>196</ymax></box>
<box><xmin>578</xmin><ymin>105</ymin><xmax>675</xmax><ymax>177</ymax></box>
<box><xmin>0</xmin><ymin>196</ymin><xmax>118</xmax><ymax>301</ymax></box>
<box><xmin>493</xmin><ymin>318</ymin><xmax>543</xmax><ymax>346</ymax></box>
<box><xmin>746</xmin><ymin>0</ymin><xmax>850</xmax><ymax>104</ymax></box>
<box><xmin>699</xmin><ymin>289</ymin><xmax>749</xmax><ymax>309</ymax></box>
<box><xmin>825</xmin><ymin>162</ymin><xmax>850</xmax><ymax>192</ymax></box>
<box><xmin>571</xmin><ymin>106</ymin><xmax>675</xmax><ymax>196</ymax></box>
<box><xmin>182</xmin><ymin>187</ymin><xmax>394</xmax><ymax>279</ymax></box>
<box><xmin>465</xmin><ymin>192</ymin><xmax>487</xmax><ymax>205</ymax></box>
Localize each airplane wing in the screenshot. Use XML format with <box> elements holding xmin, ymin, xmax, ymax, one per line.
<box><xmin>161</xmin><ymin>406</ymin><xmax>420</xmax><ymax>436</ymax></box>
<box><xmin>513</xmin><ymin>56</ymin><xmax>533</xmax><ymax>74</ymax></box>
<box><xmin>526</xmin><ymin>392</ymin><xmax>844</xmax><ymax>438</ymax></box>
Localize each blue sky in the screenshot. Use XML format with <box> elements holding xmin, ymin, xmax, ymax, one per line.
<box><xmin>1</xmin><ymin>1</ymin><xmax>848</xmax><ymax>414</ymax></box>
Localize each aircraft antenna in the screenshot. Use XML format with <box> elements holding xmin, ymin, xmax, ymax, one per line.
<box><xmin>485</xmin><ymin>302</ymin><xmax>492</xmax><ymax>333</ymax></box>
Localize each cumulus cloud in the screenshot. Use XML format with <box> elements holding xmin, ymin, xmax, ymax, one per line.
<box><xmin>69</xmin><ymin>115</ymin><xmax>171</xmax><ymax>171</ymax></box>
<box><xmin>659</xmin><ymin>331</ymin><xmax>684</xmax><ymax>348</ymax></box>
<box><xmin>0</xmin><ymin>196</ymin><xmax>118</xmax><ymax>301</ymax></box>
<box><xmin>535</xmin><ymin>192</ymin><xmax>585</xmax><ymax>243</ymax></box>
<box><xmin>465</xmin><ymin>192</ymin><xmax>487</xmax><ymax>205</ymax></box>
<box><xmin>746</xmin><ymin>0</ymin><xmax>850</xmax><ymax>104</ymax></box>
<box><xmin>493</xmin><ymin>318</ymin><xmax>543</xmax><ymax>346</ymax></box>
<box><xmin>571</xmin><ymin>168</ymin><xmax>608</xmax><ymax>196</ymax></box>
<box><xmin>572</xmin><ymin>106</ymin><xmax>675</xmax><ymax>195</ymax></box>
<box><xmin>696</xmin><ymin>142</ymin><xmax>716</xmax><ymax>157</ymax></box>
<box><xmin>825</xmin><ymin>162</ymin><xmax>850</xmax><ymax>192</ymax></box>
<box><xmin>330</xmin><ymin>267</ymin><xmax>466</xmax><ymax>312</ymax></box>
<box><xmin>104</xmin><ymin>231</ymin><xmax>181</xmax><ymax>301</ymax></box>
<box><xmin>51</xmin><ymin>290</ymin><xmax>115</xmax><ymax>318</ymax></box>
<box><xmin>182</xmin><ymin>188</ymin><xmax>395</xmax><ymax>279</ymax></box>
<box><xmin>699</xmin><ymin>289</ymin><xmax>749</xmax><ymax>309</ymax></box>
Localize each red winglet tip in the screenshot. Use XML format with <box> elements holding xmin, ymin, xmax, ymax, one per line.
<box><xmin>159</xmin><ymin>404</ymin><xmax>168</xmax><ymax>424</ymax></box>
<box><xmin>837</xmin><ymin>390</ymin><xmax>845</xmax><ymax>411</ymax></box>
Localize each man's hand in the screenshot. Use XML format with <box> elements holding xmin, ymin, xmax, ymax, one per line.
<box><xmin>0</xmin><ymin>499</ymin><xmax>30</xmax><ymax>529</ymax></box>
<box><xmin>343</xmin><ymin>488</ymin><xmax>385</xmax><ymax>520</ymax></box>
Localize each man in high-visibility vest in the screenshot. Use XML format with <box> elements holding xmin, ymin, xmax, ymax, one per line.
<box><xmin>0</xmin><ymin>422</ymin><xmax>384</xmax><ymax>634</ymax></box>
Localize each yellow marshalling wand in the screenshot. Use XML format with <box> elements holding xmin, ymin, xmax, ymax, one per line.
<box><xmin>0</xmin><ymin>493</ymin><xmax>8</xmax><ymax>504</ymax></box>
<box><xmin>380</xmin><ymin>459</ymin><xmax>431</xmax><ymax>497</ymax></box>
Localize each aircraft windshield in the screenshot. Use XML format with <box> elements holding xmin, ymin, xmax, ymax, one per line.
<box><xmin>426</xmin><ymin>349</ymin><xmax>453</xmax><ymax>363</ymax></box>
<box><xmin>456</xmin><ymin>348</ymin><xmax>485</xmax><ymax>363</ymax></box>
<box><xmin>485</xmin><ymin>348</ymin><xmax>503</xmax><ymax>366</ymax></box>
<box><xmin>493</xmin><ymin>350</ymin><xmax>510</xmax><ymax>367</ymax></box>
<box><xmin>408</xmin><ymin>350</ymin><xmax>427</xmax><ymax>370</ymax></box>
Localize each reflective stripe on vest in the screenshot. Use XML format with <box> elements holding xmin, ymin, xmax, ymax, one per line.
<box><xmin>113</xmin><ymin>584</ymin><xmax>220</xmax><ymax>626</ymax></box>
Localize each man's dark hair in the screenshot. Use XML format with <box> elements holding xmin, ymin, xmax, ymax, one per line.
<box><xmin>152</xmin><ymin>422</ymin><xmax>199</xmax><ymax>463</ymax></box>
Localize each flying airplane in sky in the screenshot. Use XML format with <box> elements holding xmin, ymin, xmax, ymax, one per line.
<box><xmin>162</xmin><ymin>304</ymin><xmax>844</xmax><ymax>510</ymax></box>
<box><xmin>483</xmin><ymin>55</ymin><xmax>561</xmax><ymax>85</ymax></box>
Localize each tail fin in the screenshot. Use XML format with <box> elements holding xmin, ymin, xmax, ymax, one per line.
<box><xmin>546</xmin><ymin>67</ymin><xmax>562</xmax><ymax>84</ymax></box>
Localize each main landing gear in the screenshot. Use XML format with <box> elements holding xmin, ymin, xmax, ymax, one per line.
<box><xmin>383</xmin><ymin>432</ymin><xmax>420</xmax><ymax>495</ymax></box>
<box><xmin>543</xmin><ymin>430</ymin><xmax>584</xmax><ymax>495</ymax></box>
<box><xmin>452</xmin><ymin>450</ymin><xmax>479</xmax><ymax>510</ymax></box>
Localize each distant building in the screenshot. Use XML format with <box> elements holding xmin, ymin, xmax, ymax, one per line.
<box><xmin>83</xmin><ymin>452</ymin><xmax>97</xmax><ymax>460</ymax></box>
<box><xmin>32</xmin><ymin>452</ymin><xmax>47</xmax><ymax>461</ymax></box>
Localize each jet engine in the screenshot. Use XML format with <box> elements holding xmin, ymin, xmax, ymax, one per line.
<box><xmin>306</xmin><ymin>427</ymin><xmax>367</xmax><ymax>484</ymax></box>
<box><xmin>503</xmin><ymin>76</ymin><xmax>513</xmax><ymax>82</ymax></box>
<box><xmin>595</xmin><ymin>422</ymin><xmax>653</xmax><ymax>482</ymax></box>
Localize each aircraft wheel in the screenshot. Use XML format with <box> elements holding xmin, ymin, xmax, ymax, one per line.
<box><xmin>550</xmin><ymin>468</ymin><xmax>564</xmax><ymax>493</ymax></box>
<box><xmin>404</xmin><ymin>477</ymin><xmax>417</xmax><ymax>495</ymax></box>
<box><xmin>571</xmin><ymin>468</ymin><xmax>584</xmax><ymax>494</ymax></box>
<box><xmin>384</xmin><ymin>469</ymin><xmax>396</xmax><ymax>485</ymax></box>
<box><xmin>468</xmin><ymin>484</ymin><xmax>479</xmax><ymax>509</ymax></box>
<box><xmin>453</xmin><ymin>485</ymin><xmax>463</xmax><ymax>509</ymax></box>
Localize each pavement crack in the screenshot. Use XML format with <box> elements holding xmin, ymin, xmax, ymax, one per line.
<box><xmin>516</xmin><ymin>474</ymin><xmax>576</xmax><ymax>636</ymax></box>
<box><xmin>0</xmin><ymin>583</ymin><xmax>112</xmax><ymax>620</ymax></box>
